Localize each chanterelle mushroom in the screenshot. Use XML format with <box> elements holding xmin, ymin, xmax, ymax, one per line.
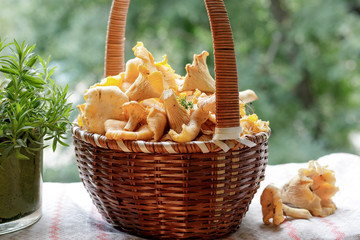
<box><xmin>196</xmin><ymin>89</ymin><xmax>258</xmax><ymax>116</ymax></box>
<box><xmin>155</xmin><ymin>55</ymin><xmax>178</xmax><ymax>92</ymax></box>
<box><xmin>261</xmin><ymin>184</ymin><xmax>286</xmax><ymax>226</ymax></box>
<box><xmin>161</xmin><ymin>89</ymin><xmax>190</xmax><ymax>134</ymax></box>
<box><xmin>261</xmin><ymin>184</ymin><xmax>312</xmax><ymax>226</ymax></box>
<box><xmin>83</xmin><ymin>86</ymin><xmax>129</xmax><ymax>134</ymax></box>
<box><xmin>181</xmin><ymin>51</ymin><xmax>215</xmax><ymax>93</ymax></box>
<box><xmin>168</xmin><ymin>105</ymin><xmax>210</xmax><ymax>143</ymax></box>
<box><xmin>281</xmin><ymin>160</ymin><xmax>339</xmax><ymax>217</ymax></box>
<box><xmin>239</xmin><ymin>89</ymin><xmax>258</xmax><ymax>104</ymax></box>
<box><xmin>197</xmin><ymin>94</ymin><xmax>215</xmax><ymax>113</ymax></box>
<box><xmin>123</xmin><ymin>101</ymin><xmax>148</xmax><ymax>131</ymax></box>
<box><xmin>125</xmin><ymin>65</ymin><xmax>164</xmax><ymax>101</ymax></box>
<box><xmin>147</xmin><ymin>108</ymin><xmax>167</xmax><ymax>142</ymax></box>
<box><xmin>299</xmin><ymin>161</ymin><xmax>338</xmax><ymax>206</ymax></box>
<box><xmin>105</xmin><ymin>119</ymin><xmax>154</xmax><ymax>141</ymax></box>
<box><xmin>168</xmin><ymin>92</ymin><xmax>220</xmax><ymax>142</ymax></box>
<box><xmin>76</xmin><ymin>103</ymin><xmax>86</xmax><ymax>129</ymax></box>
<box><xmin>140</xmin><ymin>98</ymin><xmax>165</xmax><ymax>114</ymax></box>
<box><xmin>122</xmin><ymin>57</ymin><xmax>143</xmax><ymax>91</ymax></box>
<box><xmin>90</xmin><ymin>73</ymin><xmax>124</xmax><ymax>90</ymax></box>
<box><xmin>132</xmin><ymin>41</ymin><xmax>157</xmax><ymax>73</ymax></box>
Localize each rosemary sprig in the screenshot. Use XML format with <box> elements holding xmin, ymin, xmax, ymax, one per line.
<box><xmin>0</xmin><ymin>37</ymin><xmax>72</xmax><ymax>165</ymax></box>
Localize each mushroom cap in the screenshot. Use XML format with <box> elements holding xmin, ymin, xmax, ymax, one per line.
<box><xmin>83</xmin><ymin>86</ymin><xmax>129</xmax><ymax>134</ymax></box>
<box><xmin>239</xmin><ymin>89</ymin><xmax>258</xmax><ymax>104</ymax></box>
<box><xmin>168</xmin><ymin>107</ymin><xmax>209</xmax><ymax>143</ymax></box>
<box><xmin>147</xmin><ymin>108</ymin><xmax>167</xmax><ymax>142</ymax></box>
<box><xmin>281</xmin><ymin>160</ymin><xmax>339</xmax><ymax>217</ymax></box>
<box><xmin>260</xmin><ymin>184</ymin><xmax>285</xmax><ymax>226</ymax></box>
<box><xmin>84</xmin><ymin>74</ymin><xmax>125</xmax><ymax>101</ymax></box>
<box><xmin>140</xmin><ymin>98</ymin><xmax>165</xmax><ymax>114</ymax></box>
<box><xmin>191</xmin><ymin>89</ymin><xmax>203</xmax><ymax>105</ymax></box>
<box><xmin>132</xmin><ymin>41</ymin><xmax>157</xmax><ymax>73</ymax></box>
<box><xmin>161</xmin><ymin>89</ymin><xmax>190</xmax><ymax>134</ymax></box>
<box><xmin>175</xmin><ymin>77</ymin><xmax>185</xmax><ymax>92</ymax></box>
<box><xmin>105</xmin><ymin>119</ymin><xmax>154</xmax><ymax>141</ymax></box>
<box><xmin>208</xmin><ymin>113</ymin><xmax>216</xmax><ymax>124</ymax></box>
<box><xmin>181</xmin><ymin>51</ymin><xmax>215</xmax><ymax>93</ymax></box>
<box><xmin>261</xmin><ymin>184</ymin><xmax>312</xmax><ymax>226</ymax></box>
<box><xmin>123</xmin><ymin>101</ymin><xmax>148</xmax><ymax>131</ymax></box>
<box><xmin>281</xmin><ymin>175</ymin><xmax>323</xmax><ymax>217</ymax></box>
<box><xmin>240</xmin><ymin>114</ymin><xmax>270</xmax><ymax>136</ymax></box>
<box><xmin>76</xmin><ymin>103</ymin><xmax>86</xmax><ymax>129</ymax></box>
<box><xmin>155</xmin><ymin>55</ymin><xmax>178</xmax><ymax>92</ymax></box>
<box><xmin>104</xmin><ymin>119</ymin><xmax>127</xmax><ymax>133</ymax></box>
<box><xmin>122</xmin><ymin>57</ymin><xmax>143</xmax><ymax>91</ymax></box>
<box><xmin>125</xmin><ymin>65</ymin><xmax>164</xmax><ymax>101</ymax></box>
<box><xmin>197</xmin><ymin>94</ymin><xmax>215</xmax><ymax>113</ymax></box>
<box><xmin>90</xmin><ymin>74</ymin><xmax>124</xmax><ymax>89</ymax></box>
<box><xmin>299</xmin><ymin>160</ymin><xmax>339</xmax><ymax>201</ymax></box>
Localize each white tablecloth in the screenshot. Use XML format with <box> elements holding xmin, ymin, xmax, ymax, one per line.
<box><xmin>2</xmin><ymin>153</ymin><xmax>360</xmax><ymax>240</ymax></box>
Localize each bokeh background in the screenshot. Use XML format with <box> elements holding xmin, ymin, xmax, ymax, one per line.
<box><xmin>1</xmin><ymin>0</ymin><xmax>359</xmax><ymax>182</ymax></box>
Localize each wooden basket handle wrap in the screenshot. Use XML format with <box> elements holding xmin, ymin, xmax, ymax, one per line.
<box><xmin>105</xmin><ymin>0</ymin><xmax>241</xmax><ymax>140</ymax></box>
<box><xmin>105</xmin><ymin>0</ymin><xmax>130</xmax><ymax>76</ymax></box>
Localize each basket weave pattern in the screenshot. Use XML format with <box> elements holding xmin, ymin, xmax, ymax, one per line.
<box><xmin>73</xmin><ymin>134</ymin><xmax>268</xmax><ymax>239</ymax></box>
<box><xmin>72</xmin><ymin>0</ymin><xmax>270</xmax><ymax>239</ymax></box>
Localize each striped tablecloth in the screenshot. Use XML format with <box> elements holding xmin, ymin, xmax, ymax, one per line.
<box><xmin>2</xmin><ymin>153</ymin><xmax>360</xmax><ymax>240</ymax></box>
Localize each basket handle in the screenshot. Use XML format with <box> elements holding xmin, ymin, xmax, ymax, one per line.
<box><xmin>105</xmin><ymin>0</ymin><xmax>241</xmax><ymax>140</ymax></box>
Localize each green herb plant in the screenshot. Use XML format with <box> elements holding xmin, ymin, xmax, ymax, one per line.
<box><xmin>0</xmin><ymin>37</ymin><xmax>72</xmax><ymax>166</ymax></box>
<box><xmin>177</xmin><ymin>95</ymin><xmax>193</xmax><ymax>110</ymax></box>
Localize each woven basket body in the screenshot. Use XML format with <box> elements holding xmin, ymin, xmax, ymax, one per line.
<box><xmin>72</xmin><ymin>0</ymin><xmax>270</xmax><ymax>239</ymax></box>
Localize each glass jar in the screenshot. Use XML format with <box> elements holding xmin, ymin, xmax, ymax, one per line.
<box><xmin>0</xmin><ymin>146</ymin><xmax>42</xmax><ymax>235</ymax></box>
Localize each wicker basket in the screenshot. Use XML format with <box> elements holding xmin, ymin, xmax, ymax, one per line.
<box><xmin>72</xmin><ymin>0</ymin><xmax>270</xmax><ymax>239</ymax></box>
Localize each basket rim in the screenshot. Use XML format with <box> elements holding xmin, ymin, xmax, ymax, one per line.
<box><xmin>71</xmin><ymin>124</ymin><xmax>270</xmax><ymax>154</ymax></box>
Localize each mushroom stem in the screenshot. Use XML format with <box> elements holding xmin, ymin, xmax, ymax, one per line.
<box><xmin>123</xmin><ymin>101</ymin><xmax>147</xmax><ymax>131</ymax></box>
<box><xmin>282</xmin><ymin>204</ymin><xmax>312</xmax><ymax>219</ymax></box>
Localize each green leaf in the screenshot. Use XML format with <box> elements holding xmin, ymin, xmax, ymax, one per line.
<box><xmin>15</xmin><ymin>102</ymin><xmax>22</xmax><ymax>114</ymax></box>
<box><xmin>0</xmin><ymin>67</ymin><xmax>19</xmax><ymax>75</ymax></box>
<box><xmin>22</xmin><ymin>75</ymin><xmax>46</xmax><ymax>85</ymax></box>
<box><xmin>18</xmin><ymin>126</ymin><xmax>34</xmax><ymax>132</ymax></box>
<box><xmin>25</xmin><ymin>55</ymin><xmax>38</xmax><ymax>68</ymax></box>
<box><xmin>1</xmin><ymin>58</ymin><xmax>19</xmax><ymax>69</ymax></box>
<box><xmin>16</xmin><ymin>139</ymin><xmax>27</xmax><ymax>148</ymax></box>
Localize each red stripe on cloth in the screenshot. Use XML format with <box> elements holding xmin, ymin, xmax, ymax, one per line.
<box><xmin>92</xmin><ymin>205</ymin><xmax>109</xmax><ymax>240</ymax></box>
<box><xmin>49</xmin><ymin>185</ymin><xmax>66</xmax><ymax>240</ymax></box>
<box><xmin>283</xmin><ymin>220</ymin><xmax>301</xmax><ymax>240</ymax></box>
<box><xmin>320</xmin><ymin>218</ymin><xmax>345</xmax><ymax>240</ymax></box>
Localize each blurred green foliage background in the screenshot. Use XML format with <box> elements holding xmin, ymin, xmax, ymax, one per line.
<box><xmin>1</xmin><ymin>0</ymin><xmax>359</xmax><ymax>182</ymax></box>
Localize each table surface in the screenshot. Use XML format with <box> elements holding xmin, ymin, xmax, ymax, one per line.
<box><xmin>1</xmin><ymin>153</ymin><xmax>359</xmax><ymax>240</ymax></box>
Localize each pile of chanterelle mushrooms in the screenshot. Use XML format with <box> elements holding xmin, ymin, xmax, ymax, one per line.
<box><xmin>77</xmin><ymin>42</ymin><xmax>270</xmax><ymax>142</ymax></box>
<box><xmin>261</xmin><ymin>160</ymin><xmax>339</xmax><ymax>226</ymax></box>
